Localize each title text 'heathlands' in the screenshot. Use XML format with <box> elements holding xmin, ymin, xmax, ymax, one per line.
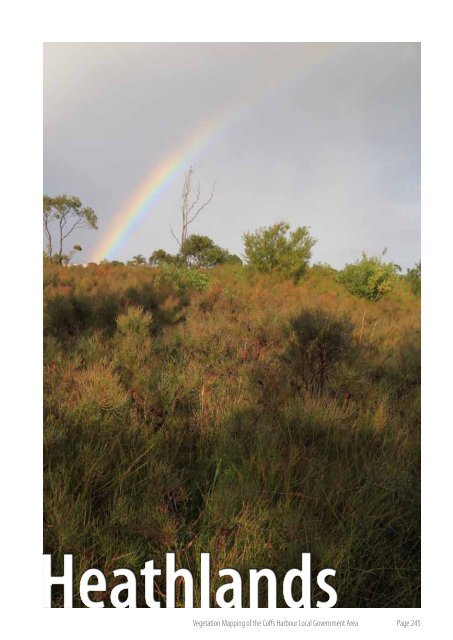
<box><xmin>43</xmin><ymin>553</ymin><xmax>337</xmax><ymax>608</ymax></box>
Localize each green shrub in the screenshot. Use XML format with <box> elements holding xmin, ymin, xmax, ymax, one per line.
<box><xmin>158</xmin><ymin>264</ymin><xmax>210</xmax><ymax>292</ymax></box>
<box><xmin>283</xmin><ymin>308</ymin><xmax>357</xmax><ymax>390</ymax></box>
<box><xmin>115</xmin><ymin>306</ymin><xmax>153</xmax><ymax>376</ymax></box>
<box><xmin>116</xmin><ymin>305</ymin><xmax>153</xmax><ymax>339</ymax></box>
<box><xmin>243</xmin><ymin>221</ymin><xmax>316</xmax><ymax>281</ymax></box>
<box><xmin>337</xmin><ymin>252</ymin><xmax>399</xmax><ymax>300</ymax></box>
<box><xmin>67</xmin><ymin>363</ymin><xmax>129</xmax><ymax>429</ymax></box>
<box><xmin>406</xmin><ymin>261</ymin><xmax>421</xmax><ymax>296</ymax></box>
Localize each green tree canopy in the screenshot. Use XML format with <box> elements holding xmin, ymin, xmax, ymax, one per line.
<box><xmin>149</xmin><ymin>249</ymin><xmax>177</xmax><ymax>266</ymax></box>
<box><xmin>127</xmin><ymin>254</ymin><xmax>147</xmax><ymax>266</ymax></box>
<box><xmin>243</xmin><ymin>221</ymin><xmax>316</xmax><ymax>280</ymax></box>
<box><xmin>43</xmin><ymin>194</ymin><xmax>97</xmax><ymax>263</ymax></box>
<box><xmin>180</xmin><ymin>234</ymin><xmax>237</xmax><ymax>268</ymax></box>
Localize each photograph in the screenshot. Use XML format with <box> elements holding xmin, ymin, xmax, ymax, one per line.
<box><xmin>43</xmin><ymin>42</ymin><xmax>421</xmax><ymax>609</ymax></box>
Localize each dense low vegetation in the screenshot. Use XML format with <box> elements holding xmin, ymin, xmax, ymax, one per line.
<box><xmin>44</xmin><ymin>258</ymin><xmax>420</xmax><ymax>607</ymax></box>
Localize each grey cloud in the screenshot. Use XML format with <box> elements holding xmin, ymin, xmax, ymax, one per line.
<box><xmin>44</xmin><ymin>42</ymin><xmax>420</xmax><ymax>269</ymax></box>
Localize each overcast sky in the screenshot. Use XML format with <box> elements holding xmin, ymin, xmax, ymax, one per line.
<box><xmin>44</xmin><ymin>43</ymin><xmax>420</xmax><ymax>269</ymax></box>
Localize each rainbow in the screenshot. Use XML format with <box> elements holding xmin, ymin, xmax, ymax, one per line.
<box><xmin>90</xmin><ymin>99</ymin><xmax>245</xmax><ymax>262</ymax></box>
<box><xmin>90</xmin><ymin>47</ymin><xmax>334</xmax><ymax>263</ymax></box>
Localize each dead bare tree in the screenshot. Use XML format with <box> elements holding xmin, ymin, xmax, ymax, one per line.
<box><xmin>170</xmin><ymin>166</ymin><xmax>216</xmax><ymax>249</ymax></box>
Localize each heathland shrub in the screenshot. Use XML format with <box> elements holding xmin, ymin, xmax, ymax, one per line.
<box><xmin>116</xmin><ymin>305</ymin><xmax>153</xmax><ymax>339</ymax></box>
<box><xmin>115</xmin><ymin>306</ymin><xmax>153</xmax><ymax>376</ymax></box>
<box><xmin>337</xmin><ymin>252</ymin><xmax>399</xmax><ymax>301</ymax></box>
<box><xmin>44</xmin><ymin>260</ymin><xmax>421</xmax><ymax>607</ymax></box>
<box><xmin>68</xmin><ymin>363</ymin><xmax>129</xmax><ymax>428</ymax></box>
<box><xmin>76</xmin><ymin>333</ymin><xmax>110</xmax><ymax>367</ymax></box>
<box><xmin>406</xmin><ymin>261</ymin><xmax>421</xmax><ymax>296</ymax></box>
<box><xmin>43</xmin><ymin>260</ymin><xmax>189</xmax><ymax>337</ymax></box>
<box><xmin>158</xmin><ymin>264</ymin><xmax>210</xmax><ymax>292</ymax></box>
<box><xmin>388</xmin><ymin>333</ymin><xmax>421</xmax><ymax>394</ymax></box>
<box><xmin>283</xmin><ymin>308</ymin><xmax>357</xmax><ymax>390</ymax></box>
<box><xmin>243</xmin><ymin>221</ymin><xmax>316</xmax><ymax>281</ymax></box>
